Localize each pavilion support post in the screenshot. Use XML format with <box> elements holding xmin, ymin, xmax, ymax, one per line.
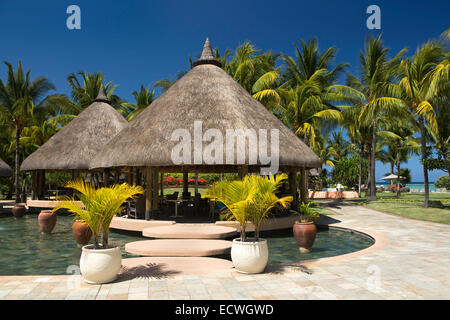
<box><xmin>160</xmin><ymin>172</ymin><xmax>164</xmax><ymax>197</ymax></box>
<box><xmin>152</xmin><ymin>168</ymin><xmax>159</xmax><ymax>211</ymax></box>
<box><xmin>289</xmin><ymin>170</ymin><xmax>298</xmax><ymax>209</ymax></box>
<box><xmin>300</xmin><ymin>168</ymin><xmax>307</xmax><ymax>204</ymax></box>
<box><xmin>31</xmin><ymin>171</ymin><xmax>37</xmax><ymax>200</ymax></box>
<box><xmin>182</xmin><ymin>169</ymin><xmax>189</xmax><ymax>198</ymax></box>
<box><xmin>115</xmin><ymin>169</ymin><xmax>120</xmax><ymax>184</ymax></box>
<box><xmin>136</xmin><ymin>168</ymin><xmax>141</xmax><ymax>186</ymax></box>
<box><xmin>103</xmin><ymin>169</ymin><xmax>110</xmax><ymax>187</ymax></box>
<box><xmin>194</xmin><ymin>173</ymin><xmax>199</xmax><ymax>196</ymax></box>
<box><xmin>238</xmin><ymin>165</ymin><xmax>248</xmax><ymax>180</ymax></box>
<box><xmin>38</xmin><ymin>170</ymin><xmax>45</xmax><ymax>200</ymax></box>
<box><xmin>145</xmin><ymin>167</ymin><xmax>153</xmax><ymax>220</ymax></box>
<box><xmin>128</xmin><ymin>167</ymin><xmax>134</xmax><ymax>185</ymax></box>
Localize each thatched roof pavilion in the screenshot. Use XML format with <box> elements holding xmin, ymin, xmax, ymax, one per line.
<box><xmin>21</xmin><ymin>85</ymin><xmax>128</xmax><ymax>172</ymax></box>
<box><xmin>90</xmin><ymin>38</ymin><xmax>320</xmax><ymax>218</ymax></box>
<box><xmin>0</xmin><ymin>157</ymin><xmax>12</xmax><ymax>178</ymax></box>
<box><xmin>91</xmin><ymin>39</ymin><xmax>319</xmax><ymax>171</ymax></box>
<box><xmin>20</xmin><ymin>86</ymin><xmax>129</xmax><ymax>200</ymax></box>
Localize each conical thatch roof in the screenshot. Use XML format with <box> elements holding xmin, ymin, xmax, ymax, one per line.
<box><xmin>90</xmin><ymin>39</ymin><xmax>320</xmax><ymax>171</ymax></box>
<box><xmin>21</xmin><ymin>86</ymin><xmax>128</xmax><ymax>172</ymax></box>
<box><xmin>0</xmin><ymin>157</ymin><xmax>12</xmax><ymax>177</ymax></box>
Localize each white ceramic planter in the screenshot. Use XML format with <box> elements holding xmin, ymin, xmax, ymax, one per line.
<box><xmin>80</xmin><ymin>245</ymin><xmax>122</xmax><ymax>284</ymax></box>
<box><xmin>231</xmin><ymin>238</ymin><xmax>268</xmax><ymax>274</ymax></box>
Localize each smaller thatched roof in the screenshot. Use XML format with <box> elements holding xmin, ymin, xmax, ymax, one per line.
<box><xmin>0</xmin><ymin>158</ymin><xmax>12</xmax><ymax>177</ymax></box>
<box><xmin>21</xmin><ymin>85</ymin><xmax>128</xmax><ymax>172</ymax></box>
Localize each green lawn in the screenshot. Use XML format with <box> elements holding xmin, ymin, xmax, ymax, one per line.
<box><xmin>346</xmin><ymin>192</ymin><xmax>450</xmax><ymax>224</ymax></box>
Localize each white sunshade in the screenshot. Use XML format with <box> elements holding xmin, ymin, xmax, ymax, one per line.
<box><xmin>380</xmin><ymin>174</ymin><xmax>404</xmax><ymax>180</ymax></box>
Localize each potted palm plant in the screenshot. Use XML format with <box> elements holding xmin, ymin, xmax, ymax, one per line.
<box><xmin>292</xmin><ymin>202</ymin><xmax>319</xmax><ymax>253</ymax></box>
<box><xmin>52</xmin><ymin>180</ymin><xmax>143</xmax><ymax>284</ymax></box>
<box><xmin>204</xmin><ymin>174</ymin><xmax>292</xmax><ymax>274</ymax></box>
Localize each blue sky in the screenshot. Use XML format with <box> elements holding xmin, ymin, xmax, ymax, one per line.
<box><xmin>1</xmin><ymin>0</ymin><xmax>448</xmax><ymax>181</ymax></box>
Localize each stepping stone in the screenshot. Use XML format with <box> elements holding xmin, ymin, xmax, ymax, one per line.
<box><xmin>121</xmin><ymin>257</ymin><xmax>234</xmax><ymax>276</ymax></box>
<box><xmin>142</xmin><ymin>224</ymin><xmax>237</xmax><ymax>239</ymax></box>
<box><xmin>110</xmin><ymin>217</ymin><xmax>175</xmax><ymax>232</ymax></box>
<box><xmin>125</xmin><ymin>239</ymin><xmax>232</xmax><ymax>257</ymax></box>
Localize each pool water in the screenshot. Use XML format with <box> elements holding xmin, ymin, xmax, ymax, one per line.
<box><xmin>265</xmin><ymin>228</ymin><xmax>374</xmax><ymax>264</ymax></box>
<box><xmin>0</xmin><ymin>214</ymin><xmax>142</xmax><ymax>276</ymax></box>
<box><xmin>0</xmin><ymin>215</ymin><xmax>374</xmax><ymax>275</ymax></box>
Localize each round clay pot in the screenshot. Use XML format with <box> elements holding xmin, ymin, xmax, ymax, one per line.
<box><xmin>293</xmin><ymin>221</ymin><xmax>317</xmax><ymax>253</ymax></box>
<box><xmin>231</xmin><ymin>238</ymin><xmax>268</xmax><ymax>274</ymax></box>
<box><xmin>80</xmin><ymin>245</ymin><xmax>122</xmax><ymax>284</ymax></box>
<box><xmin>38</xmin><ymin>210</ymin><xmax>57</xmax><ymax>233</ymax></box>
<box><xmin>12</xmin><ymin>203</ymin><xmax>27</xmax><ymax>219</ymax></box>
<box><xmin>72</xmin><ymin>220</ymin><xmax>92</xmax><ymax>245</ymax></box>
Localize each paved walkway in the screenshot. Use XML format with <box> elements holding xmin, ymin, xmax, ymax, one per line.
<box><xmin>1</xmin><ymin>202</ymin><xmax>449</xmax><ymax>300</ymax></box>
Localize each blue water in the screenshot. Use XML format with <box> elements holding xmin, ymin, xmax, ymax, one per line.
<box><xmin>377</xmin><ymin>182</ymin><xmax>437</xmax><ymax>192</ymax></box>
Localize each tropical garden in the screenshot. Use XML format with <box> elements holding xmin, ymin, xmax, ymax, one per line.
<box><xmin>0</xmin><ymin>30</ymin><xmax>449</xmax><ymax>224</ymax></box>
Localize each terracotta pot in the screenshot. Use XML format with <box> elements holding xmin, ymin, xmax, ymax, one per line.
<box><xmin>12</xmin><ymin>203</ymin><xmax>27</xmax><ymax>218</ymax></box>
<box><xmin>293</xmin><ymin>221</ymin><xmax>317</xmax><ymax>253</ymax></box>
<box><xmin>38</xmin><ymin>210</ymin><xmax>57</xmax><ymax>233</ymax></box>
<box><xmin>72</xmin><ymin>220</ymin><xmax>92</xmax><ymax>245</ymax></box>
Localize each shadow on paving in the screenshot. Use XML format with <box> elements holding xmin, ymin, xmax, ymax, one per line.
<box><xmin>115</xmin><ymin>263</ymin><xmax>181</xmax><ymax>282</ymax></box>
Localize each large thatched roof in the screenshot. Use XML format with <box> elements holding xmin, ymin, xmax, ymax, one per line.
<box><xmin>90</xmin><ymin>39</ymin><xmax>320</xmax><ymax>171</ymax></box>
<box><xmin>0</xmin><ymin>157</ymin><xmax>12</xmax><ymax>177</ymax></box>
<box><xmin>21</xmin><ymin>86</ymin><xmax>129</xmax><ymax>171</ymax></box>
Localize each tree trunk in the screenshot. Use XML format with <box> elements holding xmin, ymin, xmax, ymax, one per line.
<box><xmin>370</xmin><ymin>116</ymin><xmax>377</xmax><ymax>201</ymax></box>
<box><xmin>358</xmin><ymin>151</ymin><xmax>363</xmax><ymax>198</ymax></box>
<box><xmin>419</xmin><ymin>117</ymin><xmax>429</xmax><ymax>208</ymax></box>
<box><xmin>102</xmin><ymin>232</ymin><xmax>109</xmax><ymax>249</ymax></box>
<box><xmin>14</xmin><ymin>127</ymin><xmax>21</xmax><ymax>203</ymax></box>
<box><xmin>396</xmin><ymin>154</ymin><xmax>401</xmax><ymax>198</ymax></box>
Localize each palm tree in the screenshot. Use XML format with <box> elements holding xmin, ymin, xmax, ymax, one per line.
<box><xmin>53</xmin><ymin>180</ymin><xmax>143</xmax><ymax>249</ymax></box>
<box><xmin>0</xmin><ymin>61</ymin><xmax>65</xmax><ymax>202</ymax></box>
<box><xmin>312</xmin><ymin>138</ymin><xmax>338</xmax><ymax>189</ymax></box>
<box><xmin>66</xmin><ymin>71</ymin><xmax>125</xmax><ymax>114</ymax></box>
<box><xmin>399</xmin><ymin>41</ymin><xmax>446</xmax><ymax>207</ymax></box>
<box><xmin>345</xmin><ymin>35</ymin><xmax>407</xmax><ymax>200</ymax></box>
<box><xmin>203</xmin><ymin>174</ymin><xmax>292</xmax><ymax>241</ymax></box>
<box><xmin>122</xmin><ymin>85</ymin><xmax>156</xmax><ymax>121</ymax></box>
<box><xmin>378</xmin><ymin>124</ymin><xmax>420</xmax><ymax>197</ymax></box>
<box><xmin>327</xmin><ymin>129</ymin><xmax>351</xmax><ymax>162</ymax></box>
<box><xmin>277</xmin><ymin>38</ymin><xmax>358</xmax><ymax>147</ymax></box>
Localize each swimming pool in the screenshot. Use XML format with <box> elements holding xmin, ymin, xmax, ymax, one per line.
<box><xmin>0</xmin><ymin>214</ymin><xmax>374</xmax><ymax>275</ymax></box>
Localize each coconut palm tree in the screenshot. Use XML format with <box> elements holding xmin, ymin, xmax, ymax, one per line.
<box><xmin>122</xmin><ymin>85</ymin><xmax>156</xmax><ymax>121</ymax></box>
<box><xmin>0</xmin><ymin>61</ymin><xmax>67</xmax><ymax>202</ymax></box>
<box><xmin>378</xmin><ymin>124</ymin><xmax>421</xmax><ymax>197</ymax></box>
<box><xmin>66</xmin><ymin>71</ymin><xmax>125</xmax><ymax>114</ymax></box>
<box><xmin>399</xmin><ymin>41</ymin><xmax>447</xmax><ymax>207</ymax></box>
<box><xmin>345</xmin><ymin>35</ymin><xmax>408</xmax><ymax>200</ymax></box>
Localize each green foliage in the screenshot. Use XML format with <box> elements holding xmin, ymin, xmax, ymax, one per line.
<box><xmin>291</xmin><ymin>202</ymin><xmax>320</xmax><ymax>222</ymax></box>
<box><xmin>332</xmin><ymin>156</ymin><xmax>368</xmax><ymax>188</ymax></box>
<box><xmin>203</xmin><ymin>174</ymin><xmax>293</xmax><ymax>241</ymax></box>
<box><xmin>435</xmin><ymin>175</ymin><xmax>450</xmax><ymax>189</ymax></box>
<box><xmin>53</xmin><ymin>180</ymin><xmax>144</xmax><ymax>249</ymax></box>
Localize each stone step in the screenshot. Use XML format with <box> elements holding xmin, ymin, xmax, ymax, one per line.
<box><xmin>121</xmin><ymin>257</ymin><xmax>234</xmax><ymax>276</ymax></box>
<box><xmin>125</xmin><ymin>239</ymin><xmax>232</xmax><ymax>257</ymax></box>
<box><xmin>142</xmin><ymin>224</ymin><xmax>237</xmax><ymax>239</ymax></box>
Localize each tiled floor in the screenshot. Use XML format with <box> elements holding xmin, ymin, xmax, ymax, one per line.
<box><xmin>1</xmin><ymin>202</ymin><xmax>449</xmax><ymax>300</ymax></box>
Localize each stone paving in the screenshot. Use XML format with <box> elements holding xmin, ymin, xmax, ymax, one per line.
<box><xmin>1</xmin><ymin>202</ymin><xmax>449</xmax><ymax>300</ymax></box>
